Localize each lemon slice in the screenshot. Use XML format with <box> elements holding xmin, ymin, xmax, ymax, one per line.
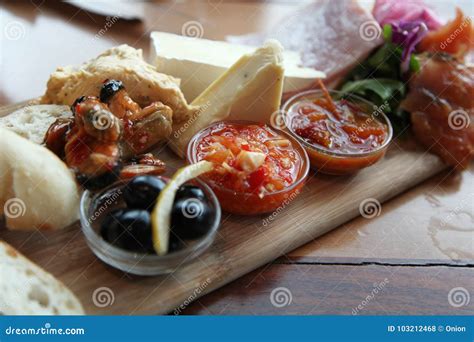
<box><xmin>151</xmin><ymin>160</ymin><xmax>214</xmax><ymax>255</ymax></box>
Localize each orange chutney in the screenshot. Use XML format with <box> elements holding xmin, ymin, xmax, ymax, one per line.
<box><xmin>285</xmin><ymin>92</ymin><xmax>392</xmax><ymax>174</ymax></box>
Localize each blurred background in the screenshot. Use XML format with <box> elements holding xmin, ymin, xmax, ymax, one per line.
<box><xmin>0</xmin><ymin>0</ymin><xmax>471</xmax><ymax>105</ymax></box>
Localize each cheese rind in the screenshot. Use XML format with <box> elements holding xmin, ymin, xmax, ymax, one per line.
<box><xmin>169</xmin><ymin>40</ymin><xmax>285</xmax><ymax>158</ymax></box>
<box><xmin>150</xmin><ymin>32</ymin><xmax>324</xmax><ymax>101</ymax></box>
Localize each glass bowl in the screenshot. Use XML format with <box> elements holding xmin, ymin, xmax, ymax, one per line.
<box><xmin>79</xmin><ymin>177</ymin><xmax>221</xmax><ymax>276</ymax></box>
<box><xmin>186</xmin><ymin>120</ymin><xmax>310</xmax><ymax>215</ymax></box>
<box><xmin>282</xmin><ymin>90</ymin><xmax>393</xmax><ymax>175</ymax></box>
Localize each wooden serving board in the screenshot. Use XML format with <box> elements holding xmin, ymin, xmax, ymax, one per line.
<box><xmin>0</xmin><ymin>101</ymin><xmax>446</xmax><ymax>314</ymax></box>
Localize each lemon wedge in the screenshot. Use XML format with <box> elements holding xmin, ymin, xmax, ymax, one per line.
<box><xmin>151</xmin><ymin>160</ymin><xmax>214</xmax><ymax>255</ymax></box>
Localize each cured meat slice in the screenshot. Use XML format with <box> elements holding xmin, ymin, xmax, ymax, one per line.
<box><xmin>228</xmin><ymin>0</ymin><xmax>382</xmax><ymax>85</ymax></box>
<box><xmin>419</xmin><ymin>8</ymin><xmax>474</xmax><ymax>59</ymax></box>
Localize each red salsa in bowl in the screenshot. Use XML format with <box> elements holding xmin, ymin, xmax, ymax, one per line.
<box><xmin>282</xmin><ymin>90</ymin><xmax>393</xmax><ymax>174</ymax></box>
<box><xmin>187</xmin><ymin>121</ymin><xmax>309</xmax><ymax>215</ymax></box>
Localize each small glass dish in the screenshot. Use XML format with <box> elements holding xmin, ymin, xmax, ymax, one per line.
<box><xmin>79</xmin><ymin>178</ymin><xmax>221</xmax><ymax>276</ymax></box>
<box><xmin>282</xmin><ymin>90</ymin><xmax>393</xmax><ymax>175</ymax></box>
<box><xmin>186</xmin><ymin>120</ymin><xmax>310</xmax><ymax>215</ymax></box>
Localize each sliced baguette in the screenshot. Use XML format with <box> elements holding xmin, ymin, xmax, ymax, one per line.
<box><xmin>0</xmin><ymin>105</ymin><xmax>72</xmax><ymax>145</ymax></box>
<box><xmin>0</xmin><ymin>241</ymin><xmax>84</xmax><ymax>315</ymax></box>
<box><xmin>0</xmin><ymin>128</ymin><xmax>80</xmax><ymax>230</ymax></box>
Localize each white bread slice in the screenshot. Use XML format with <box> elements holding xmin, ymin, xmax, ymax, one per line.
<box><xmin>0</xmin><ymin>105</ymin><xmax>72</xmax><ymax>144</ymax></box>
<box><xmin>0</xmin><ymin>241</ymin><xmax>84</xmax><ymax>315</ymax></box>
<box><xmin>0</xmin><ymin>128</ymin><xmax>80</xmax><ymax>230</ymax></box>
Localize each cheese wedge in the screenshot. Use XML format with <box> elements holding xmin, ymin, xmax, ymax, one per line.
<box><xmin>169</xmin><ymin>40</ymin><xmax>285</xmax><ymax>158</ymax></box>
<box><xmin>150</xmin><ymin>32</ymin><xmax>325</xmax><ymax>101</ymax></box>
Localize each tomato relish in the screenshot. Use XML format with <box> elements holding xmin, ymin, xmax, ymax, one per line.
<box><xmin>284</xmin><ymin>91</ymin><xmax>392</xmax><ymax>175</ymax></box>
<box><xmin>290</xmin><ymin>98</ymin><xmax>388</xmax><ymax>153</ymax></box>
<box><xmin>187</xmin><ymin>121</ymin><xmax>309</xmax><ymax>215</ymax></box>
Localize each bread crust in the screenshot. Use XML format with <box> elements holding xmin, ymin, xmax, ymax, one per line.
<box><xmin>0</xmin><ymin>241</ymin><xmax>84</xmax><ymax>315</ymax></box>
<box><xmin>0</xmin><ymin>128</ymin><xmax>80</xmax><ymax>231</ymax></box>
<box><xmin>0</xmin><ymin>105</ymin><xmax>72</xmax><ymax>144</ymax></box>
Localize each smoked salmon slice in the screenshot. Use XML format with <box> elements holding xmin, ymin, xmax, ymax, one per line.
<box><xmin>418</xmin><ymin>8</ymin><xmax>473</xmax><ymax>58</ymax></box>
<box><xmin>401</xmin><ymin>54</ymin><xmax>474</xmax><ymax>169</ymax></box>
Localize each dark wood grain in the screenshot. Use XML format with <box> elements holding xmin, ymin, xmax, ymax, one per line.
<box><xmin>183</xmin><ymin>262</ymin><xmax>474</xmax><ymax>315</ymax></box>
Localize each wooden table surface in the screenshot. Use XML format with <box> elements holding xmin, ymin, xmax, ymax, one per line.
<box><xmin>1</xmin><ymin>0</ymin><xmax>473</xmax><ymax>315</ymax></box>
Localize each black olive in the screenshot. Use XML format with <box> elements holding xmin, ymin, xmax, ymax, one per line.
<box><xmin>171</xmin><ymin>197</ymin><xmax>214</xmax><ymax>239</ymax></box>
<box><xmin>100</xmin><ymin>208</ymin><xmax>154</xmax><ymax>253</ymax></box>
<box><xmin>168</xmin><ymin>233</ymin><xmax>184</xmax><ymax>253</ymax></box>
<box><xmin>175</xmin><ymin>184</ymin><xmax>206</xmax><ymax>202</ymax></box>
<box><xmin>123</xmin><ymin>176</ymin><xmax>167</xmax><ymax>210</ymax></box>
<box><xmin>100</xmin><ymin>79</ymin><xmax>124</xmax><ymax>103</ymax></box>
<box><xmin>77</xmin><ymin>162</ymin><xmax>123</xmax><ymax>190</ymax></box>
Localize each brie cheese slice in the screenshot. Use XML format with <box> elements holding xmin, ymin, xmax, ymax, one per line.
<box><xmin>169</xmin><ymin>40</ymin><xmax>285</xmax><ymax>158</ymax></box>
<box><xmin>150</xmin><ymin>31</ymin><xmax>324</xmax><ymax>101</ymax></box>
